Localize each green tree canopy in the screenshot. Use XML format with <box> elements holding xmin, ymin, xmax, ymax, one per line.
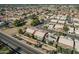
<box><xmin>18</xmin><ymin>29</ymin><xmax>24</xmax><ymax>34</ymax></box>
<box><xmin>63</xmin><ymin>25</ymin><xmax>69</xmax><ymax>32</ymax></box>
<box><xmin>31</xmin><ymin>19</ymin><xmax>40</xmax><ymax>26</ymax></box>
<box><xmin>14</xmin><ymin>19</ymin><xmax>26</xmax><ymax>27</ymax></box>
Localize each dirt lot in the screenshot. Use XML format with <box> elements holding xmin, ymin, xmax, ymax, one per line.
<box><xmin>1</xmin><ymin>27</ymin><xmax>18</xmax><ymax>36</ymax></box>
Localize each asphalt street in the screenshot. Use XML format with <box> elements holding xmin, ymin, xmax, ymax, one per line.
<box><xmin>0</xmin><ymin>31</ymin><xmax>45</xmax><ymax>54</ymax></box>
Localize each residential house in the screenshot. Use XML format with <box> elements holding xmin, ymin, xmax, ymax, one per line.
<box><xmin>58</xmin><ymin>20</ymin><xmax>65</xmax><ymax>24</ymax></box>
<box><xmin>68</xmin><ymin>26</ymin><xmax>74</xmax><ymax>34</ymax></box>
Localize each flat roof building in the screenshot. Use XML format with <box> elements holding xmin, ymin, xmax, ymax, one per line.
<box><xmin>60</xmin><ymin>15</ymin><xmax>67</xmax><ymax>20</ymax></box>
<box><xmin>34</xmin><ymin>30</ymin><xmax>48</xmax><ymax>41</ymax></box>
<box><xmin>75</xmin><ymin>39</ymin><xmax>79</xmax><ymax>52</ymax></box>
<box><xmin>75</xmin><ymin>28</ymin><xmax>79</xmax><ymax>35</ymax></box>
<box><xmin>73</xmin><ymin>18</ymin><xmax>79</xmax><ymax>22</ymax></box>
<box><xmin>58</xmin><ymin>36</ymin><xmax>73</xmax><ymax>49</ymax></box>
<box><xmin>50</xmin><ymin>19</ymin><xmax>58</xmax><ymax>23</ymax></box>
<box><xmin>68</xmin><ymin>27</ymin><xmax>74</xmax><ymax>34</ymax></box>
<box><xmin>26</xmin><ymin>28</ymin><xmax>38</xmax><ymax>36</ymax></box>
<box><xmin>48</xmin><ymin>24</ymin><xmax>54</xmax><ymax>30</ymax></box>
<box><xmin>26</xmin><ymin>28</ymin><xmax>48</xmax><ymax>41</ymax></box>
<box><xmin>46</xmin><ymin>33</ymin><xmax>57</xmax><ymax>42</ymax></box>
<box><xmin>54</xmin><ymin>24</ymin><xmax>64</xmax><ymax>30</ymax></box>
<box><xmin>58</xmin><ymin>20</ymin><xmax>65</xmax><ymax>24</ymax></box>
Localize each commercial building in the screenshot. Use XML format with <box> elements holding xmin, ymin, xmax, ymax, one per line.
<box><xmin>34</xmin><ymin>30</ymin><xmax>48</xmax><ymax>41</ymax></box>
<box><xmin>26</xmin><ymin>28</ymin><xmax>48</xmax><ymax>41</ymax></box>
<box><xmin>58</xmin><ymin>36</ymin><xmax>73</xmax><ymax>49</ymax></box>
<box><xmin>26</xmin><ymin>28</ymin><xmax>38</xmax><ymax>36</ymax></box>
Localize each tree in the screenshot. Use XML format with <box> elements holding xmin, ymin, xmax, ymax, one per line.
<box><xmin>14</xmin><ymin>19</ymin><xmax>26</xmax><ymax>27</ymax></box>
<box><xmin>30</xmin><ymin>14</ymin><xmax>38</xmax><ymax>19</ymax></box>
<box><xmin>22</xmin><ymin>13</ymin><xmax>27</xmax><ymax>16</ymax></box>
<box><xmin>31</xmin><ymin>19</ymin><xmax>40</xmax><ymax>26</ymax></box>
<box><xmin>63</xmin><ymin>25</ymin><xmax>69</xmax><ymax>32</ymax></box>
<box><xmin>71</xmin><ymin>37</ymin><xmax>75</xmax><ymax>54</ymax></box>
<box><xmin>43</xmin><ymin>25</ymin><xmax>48</xmax><ymax>29</ymax></box>
<box><xmin>0</xmin><ymin>8</ymin><xmax>6</xmax><ymax>12</ymax></box>
<box><xmin>55</xmin><ymin>32</ymin><xmax>62</xmax><ymax>49</ymax></box>
<box><xmin>55</xmin><ymin>32</ymin><xmax>66</xmax><ymax>51</ymax></box>
<box><xmin>55</xmin><ymin>36</ymin><xmax>60</xmax><ymax>48</ymax></box>
<box><xmin>18</xmin><ymin>29</ymin><xmax>24</xmax><ymax>34</ymax></box>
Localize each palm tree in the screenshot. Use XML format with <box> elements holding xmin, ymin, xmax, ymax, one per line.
<box><xmin>55</xmin><ymin>33</ymin><xmax>61</xmax><ymax>53</ymax></box>
<box><xmin>71</xmin><ymin>37</ymin><xmax>75</xmax><ymax>54</ymax></box>
<box><xmin>55</xmin><ymin>35</ymin><xmax>60</xmax><ymax>48</ymax></box>
<box><xmin>71</xmin><ymin>20</ymin><xmax>76</xmax><ymax>54</ymax></box>
<box><xmin>55</xmin><ymin>32</ymin><xmax>62</xmax><ymax>48</ymax></box>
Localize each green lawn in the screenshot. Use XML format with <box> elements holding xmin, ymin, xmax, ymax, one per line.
<box><xmin>0</xmin><ymin>47</ymin><xmax>10</xmax><ymax>54</ymax></box>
